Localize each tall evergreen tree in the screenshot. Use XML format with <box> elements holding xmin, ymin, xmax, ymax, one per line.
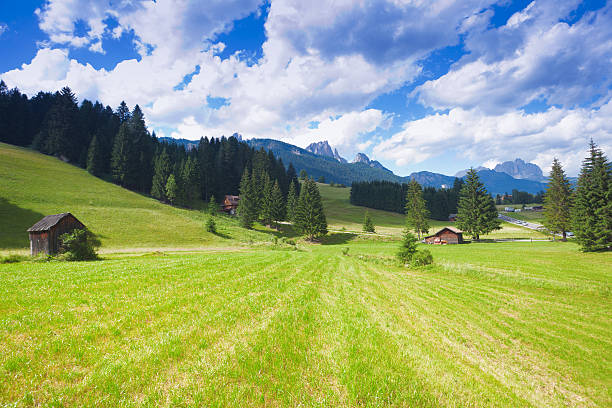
<box><xmin>182</xmin><ymin>156</ymin><xmax>201</xmax><ymax>203</ymax></box>
<box><xmin>286</xmin><ymin>180</ymin><xmax>299</xmax><ymax>222</ymax></box>
<box><xmin>456</xmin><ymin>169</ymin><xmax>501</xmax><ymax>240</ymax></box>
<box><xmin>237</xmin><ymin>168</ymin><xmax>257</xmax><ymax>229</ymax></box>
<box><xmin>405</xmin><ymin>180</ymin><xmax>430</xmax><ymax>239</ymax></box>
<box><xmin>543</xmin><ymin>158</ymin><xmax>573</xmax><ymax>241</ymax></box>
<box><xmin>572</xmin><ymin>140</ymin><xmax>612</xmax><ymax>251</ymax></box>
<box><xmin>260</xmin><ymin>174</ymin><xmax>274</xmax><ymax>226</ymax></box>
<box><xmin>151</xmin><ymin>149</ymin><xmax>172</xmax><ymax>201</ymax></box>
<box><xmin>116</xmin><ymin>101</ymin><xmax>131</xmax><ymax>123</ymax></box>
<box><xmin>294</xmin><ymin>178</ymin><xmax>327</xmax><ymax>240</ymax></box>
<box><xmin>270</xmin><ymin>180</ymin><xmax>286</xmax><ymax>228</ymax></box>
<box><xmin>166</xmin><ymin>174</ymin><xmax>178</xmax><ymax>205</ymax></box>
<box><xmin>110</xmin><ymin>122</ymin><xmax>137</xmax><ymax>187</ymax></box>
<box><xmin>86</xmin><ymin>132</ymin><xmax>104</xmax><ymax>177</ymax></box>
<box><xmin>42</xmin><ymin>87</ymin><xmax>80</xmax><ymax>160</ymax></box>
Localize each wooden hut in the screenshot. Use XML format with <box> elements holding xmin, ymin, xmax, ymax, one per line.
<box><xmin>222</xmin><ymin>195</ymin><xmax>240</xmax><ymax>215</ymax></box>
<box><xmin>424</xmin><ymin>227</ymin><xmax>464</xmax><ymax>245</ymax></box>
<box><xmin>28</xmin><ymin>213</ymin><xmax>85</xmax><ymax>256</ymax></box>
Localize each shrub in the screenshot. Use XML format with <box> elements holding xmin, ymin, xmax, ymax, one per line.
<box><xmin>0</xmin><ymin>254</ymin><xmax>28</xmax><ymax>264</ymax></box>
<box><xmin>397</xmin><ymin>230</ymin><xmax>418</xmax><ymax>264</ymax></box>
<box><xmin>206</xmin><ymin>216</ymin><xmax>216</xmax><ymax>233</ymax></box>
<box><xmin>59</xmin><ymin>229</ymin><xmax>100</xmax><ymax>261</ymax></box>
<box><xmin>411</xmin><ymin>249</ymin><xmax>433</xmax><ymax>266</ymax></box>
<box><xmin>342</xmin><ymin>247</ymin><xmax>350</xmax><ymax>256</ymax></box>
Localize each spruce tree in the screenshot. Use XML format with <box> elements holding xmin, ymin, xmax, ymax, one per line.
<box><xmin>456</xmin><ymin>168</ymin><xmax>501</xmax><ymax>240</ymax></box>
<box><xmin>110</xmin><ymin>122</ymin><xmax>131</xmax><ymax>186</ymax></box>
<box><xmin>260</xmin><ymin>174</ymin><xmax>274</xmax><ymax>226</ymax></box>
<box><xmin>86</xmin><ymin>133</ymin><xmax>104</xmax><ymax>177</ymax></box>
<box><xmin>294</xmin><ymin>178</ymin><xmax>328</xmax><ymax>240</ymax></box>
<box><xmin>116</xmin><ymin>101</ymin><xmax>131</xmax><ymax>123</ymax></box>
<box><xmin>151</xmin><ymin>149</ymin><xmax>172</xmax><ymax>201</ymax></box>
<box><xmin>208</xmin><ymin>195</ymin><xmax>217</xmax><ymax>215</ymax></box>
<box><xmin>405</xmin><ymin>179</ymin><xmax>430</xmax><ymax>239</ymax></box>
<box><xmin>286</xmin><ymin>180</ymin><xmax>299</xmax><ymax>222</ymax></box>
<box><xmin>237</xmin><ymin>168</ymin><xmax>257</xmax><ymax>229</ymax></box>
<box><xmin>166</xmin><ymin>174</ymin><xmax>178</xmax><ymax>205</ymax></box>
<box><xmin>363</xmin><ymin>210</ymin><xmax>375</xmax><ymax>233</ymax></box>
<box><xmin>572</xmin><ymin>140</ymin><xmax>612</xmax><ymax>251</ymax></box>
<box><xmin>270</xmin><ymin>180</ymin><xmax>286</xmax><ymax>228</ymax></box>
<box><xmin>397</xmin><ymin>230</ymin><xmax>419</xmax><ymax>264</ymax></box>
<box><xmin>543</xmin><ymin>158</ymin><xmax>573</xmax><ymax>241</ymax></box>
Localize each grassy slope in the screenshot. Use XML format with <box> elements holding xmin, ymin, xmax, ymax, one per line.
<box><xmin>0</xmin><ymin>242</ymin><xmax>610</xmax><ymax>407</ymax></box>
<box><xmin>0</xmin><ymin>143</ymin><xmax>276</xmax><ymax>252</ymax></box>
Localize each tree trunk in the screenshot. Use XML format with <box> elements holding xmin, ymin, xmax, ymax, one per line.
<box><xmin>562</xmin><ymin>231</ymin><xmax>567</xmax><ymax>242</ymax></box>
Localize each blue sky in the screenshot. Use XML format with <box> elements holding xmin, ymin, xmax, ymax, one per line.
<box><xmin>1</xmin><ymin>0</ymin><xmax>611</xmax><ymax>176</ymax></box>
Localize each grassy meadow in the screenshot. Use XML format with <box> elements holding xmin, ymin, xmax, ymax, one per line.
<box><xmin>1</xmin><ymin>144</ymin><xmax>611</xmax><ymax>407</ymax></box>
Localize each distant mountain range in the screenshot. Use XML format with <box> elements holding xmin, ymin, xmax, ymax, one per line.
<box><xmin>455</xmin><ymin>158</ymin><xmax>546</xmax><ymax>182</ymax></box>
<box><xmin>161</xmin><ymin>136</ymin><xmax>549</xmax><ymax>195</ymax></box>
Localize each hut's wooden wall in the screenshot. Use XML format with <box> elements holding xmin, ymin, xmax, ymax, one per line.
<box><xmin>29</xmin><ymin>232</ymin><xmax>49</xmax><ymax>256</ymax></box>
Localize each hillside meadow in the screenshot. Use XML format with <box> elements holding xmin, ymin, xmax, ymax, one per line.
<box><xmin>1</xmin><ymin>144</ymin><xmax>610</xmax><ymax>407</ymax></box>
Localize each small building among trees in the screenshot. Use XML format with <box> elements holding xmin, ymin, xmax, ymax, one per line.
<box><xmin>222</xmin><ymin>195</ymin><xmax>240</xmax><ymax>215</ymax></box>
<box><xmin>424</xmin><ymin>227</ymin><xmax>464</xmax><ymax>245</ymax></box>
<box><xmin>28</xmin><ymin>213</ymin><xmax>85</xmax><ymax>256</ymax></box>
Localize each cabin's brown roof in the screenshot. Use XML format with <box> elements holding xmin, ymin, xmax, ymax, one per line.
<box><xmin>425</xmin><ymin>226</ymin><xmax>463</xmax><ymax>238</ymax></box>
<box><xmin>27</xmin><ymin>213</ymin><xmax>80</xmax><ymax>232</ymax></box>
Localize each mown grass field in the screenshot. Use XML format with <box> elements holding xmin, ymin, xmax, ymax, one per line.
<box><xmin>1</xmin><ymin>242</ymin><xmax>610</xmax><ymax>407</ymax></box>
<box><xmin>1</xmin><ymin>144</ymin><xmax>610</xmax><ymax>407</ymax></box>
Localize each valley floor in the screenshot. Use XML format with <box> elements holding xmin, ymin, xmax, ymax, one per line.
<box><xmin>1</xmin><ymin>240</ymin><xmax>610</xmax><ymax>407</ymax></box>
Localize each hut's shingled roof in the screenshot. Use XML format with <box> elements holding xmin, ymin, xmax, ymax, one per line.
<box><xmin>27</xmin><ymin>213</ymin><xmax>80</xmax><ymax>232</ymax></box>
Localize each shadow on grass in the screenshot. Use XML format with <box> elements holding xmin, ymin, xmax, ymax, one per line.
<box><xmin>255</xmin><ymin>223</ymin><xmax>301</xmax><ymax>239</ymax></box>
<box><xmin>0</xmin><ymin>197</ymin><xmax>45</xmax><ymax>249</ymax></box>
<box><xmin>320</xmin><ymin>232</ymin><xmax>358</xmax><ymax>245</ymax></box>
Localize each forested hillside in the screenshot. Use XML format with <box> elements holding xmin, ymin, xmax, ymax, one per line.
<box><xmin>0</xmin><ymin>82</ymin><xmax>298</xmax><ymax>206</ymax></box>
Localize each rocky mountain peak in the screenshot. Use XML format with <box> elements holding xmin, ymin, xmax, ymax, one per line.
<box><xmin>494</xmin><ymin>158</ymin><xmax>545</xmax><ymax>182</ymax></box>
<box><xmin>305</xmin><ymin>140</ymin><xmax>347</xmax><ymax>163</ymax></box>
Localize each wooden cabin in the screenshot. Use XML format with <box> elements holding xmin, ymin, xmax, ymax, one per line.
<box><xmin>28</xmin><ymin>213</ymin><xmax>85</xmax><ymax>256</ymax></box>
<box><xmin>222</xmin><ymin>195</ymin><xmax>240</xmax><ymax>215</ymax></box>
<box><xmin>424</xmin><ymin>227</ymin><xmax>464</xmax><ymax>245</ymax></box>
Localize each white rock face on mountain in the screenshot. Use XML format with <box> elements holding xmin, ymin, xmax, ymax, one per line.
<box><xmin>494</xmin><ymin>158</ymin><xmax>546</xmax><ymax>182</ymax></box>
<box><xmin>352</xmin><ymin>152</ymin><xmax>390</xmax><ymax>172</ymax></box>
<box><xmin>305</xmin><ymin>141</ymin><xmax>347</xmax><ymax>163</ymax></box>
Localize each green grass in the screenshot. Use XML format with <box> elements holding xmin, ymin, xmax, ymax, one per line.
<box><xmin>0</xmin><ymin>143</ymin><xmax>280</xmax><ymax>252</ymax></box>
<box><xmin>500</xmin><ymin>210</ymin><xmax>545</xmax><ymax>222</ymax></box>
<box><xmin>0</xmin><ymin>241</ymin><xmax>610</xmax><ymax>407</ymax></box>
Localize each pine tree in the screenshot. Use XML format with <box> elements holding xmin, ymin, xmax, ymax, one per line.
<box><xmin>86</xmin><ymin>133</ymin><xmax>104</xmax><ymax>176</ymax></box>
<box><xmin>270</xmin><ymin>180</ymin><xmax>286</xmax><ymax>228</ymax></box>
<box><xmin>260</xmin><ymin>173</ymin><xmax>274</xmax><ymax>226</ymax></box>
<box><xmin>151</xmin><ymin>149</ymin><xmax>171</xmax><ymax>201</ymax></box>
<box><xmin>43</xmin><ymin>87</ymin><xmax>79</xmax><ymax>161</ymax></box>
<box><xmin>237</xmin><ymin>168</ymin><xmax>257</xmax><ymax>229</ymax></box>
<box><xmin>397</xmin><ymin>230</ymin><xmax>418</xmax><ymax>264</ymax></box>
<box><xmin>182</xmin><ymin>156</ymin><xmax>200</xmax><ymax>203</ymax></box>
<box><xmin>572</xmin><ymin>140</ymin><xmax>612</xmax><ymax>251</ymax></box>
<box><xmin>110</xmin><ymin>122</ymin><xmax>132</xmax><ymax>186</ymax></box>
<box><xmin>286</xmin><ymin>180</ymin><xmax>299</xmax><ymax>222</ymax></box>
<box><xmin>294</xmin><ymin>178</ymin><xmax>328</xmax><ymax>240</ymax></box>
<box><xmin>363</xmin><ymin>210</ymin><xmax>375</xmax><ymax>233</ymax></box>
<box><xmin>456</xmin><ymin>169</ymin><xmax>501</xmax><ymax>240</ymax></box>
<box><xmin>405</xmin><ymin>179</ymin><xmax>430</xmax><ymax>239</ymax></box>
<box><xmin>166</xmin><ymin>174</ymin><xmax>178</xmax><ymax>205</ymax></box>
<box><xmin>207</xmin><ymin>195</ymin><xmax>217</xmax><ymax>215</ymax></box>
<box><xmin>116</xmin><ymin>101</ymin><xmax>131</xmax><ymax>123</ymax></box>
<box><xmin>543</xmin><ymin>158</ymin><xmax>573</xmax><ymax>241</ymax></box>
